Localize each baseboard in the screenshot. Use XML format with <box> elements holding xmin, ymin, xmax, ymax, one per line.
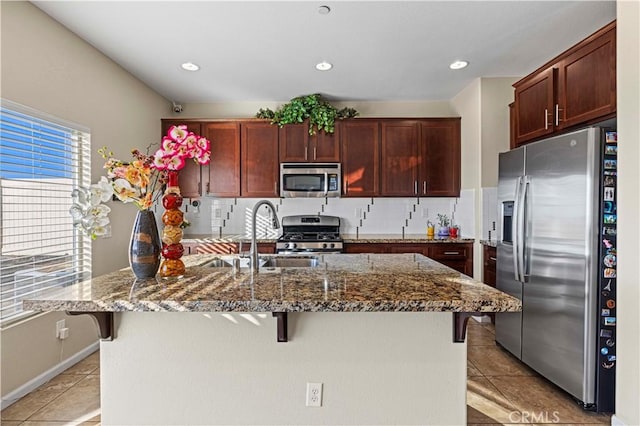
<box><xmin>1</xmin><ymin>341</ymin><xmax>99</xmax><ymax>410</ymax></box>
<box><xmin>611</xmin><ymin>414</ymin><xmax>627</xmax><ymax>426</ymax></box>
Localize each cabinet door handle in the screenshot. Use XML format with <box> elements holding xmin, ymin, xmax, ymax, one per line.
<box><xmin>444</xmin><ymin>251</ymin><xmax>460</xmax><ymax>255</ymax></box>
<box><xmin>489</xmin><ymin>257</ymin><xmax>497</xmax><ymax>261</ymax></box>
<box><xmin>423</xmin><ymin>181</ymin><xmax>427</xmax><ymax>194</ymax></box>
<box><xmin>555</xmin><ymin>104</ymin><xmax>563</xmax><ymax>125</ymax></box>
<box><xmin>275</xmin><ymin>181</ymin><xmax>278</xmax><ymax>195</ymax></box>
<box><xmin>544</xmin><ymin>108</ymin><xmax>549</xmax><ymax>130</ymax></box>
<box><xmin>304</xmin><ymin>146</ymin><xmax>308</xmax><ymax>160</ymax></box>
<box><xmin>206</xmin><ymin>182</ymin><xmax>210</xmax><ymax>194</ymax></box>
<box><xmin>345</xmin><ymin>179</ymin><xmax>349</xmax><ymax>194</ymax></box>
<box><xmin>414</xmin><ymin>180</ymin><xmax>418</xmax><ymax>194</ymax></box>
<box><xmin>313</xmin><ymin>146</ymin><xmax>317</xmax><ymax>160</ymax></box>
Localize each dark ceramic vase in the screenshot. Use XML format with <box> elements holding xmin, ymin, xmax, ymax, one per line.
<box><xmin>129</xmin><ymin>210</ymin><xmax>161</xmax><ymax>279</ymax></box>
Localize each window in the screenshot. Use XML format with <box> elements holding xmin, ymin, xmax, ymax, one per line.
<box><xmin>0</xmin><ymin>100</ymin><xmax>91</xmax><ymax>324</ymax></box>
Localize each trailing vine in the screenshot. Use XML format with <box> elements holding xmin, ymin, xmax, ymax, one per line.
<box><xmin>255</xmin><ymin>94</ymin><xmax>358</xmax><ymax>135</ymax></box>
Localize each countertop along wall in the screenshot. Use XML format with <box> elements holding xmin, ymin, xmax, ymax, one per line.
<box><xmin>0</xmin><ymin>2</ymin><xmax>169</xmax><ymax>403</ymax></box>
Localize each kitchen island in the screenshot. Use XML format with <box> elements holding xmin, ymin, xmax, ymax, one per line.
<box><xmin>24</xmin><ymin>253</ymin><xmax>520</xmax><ymax>425</ymax></box>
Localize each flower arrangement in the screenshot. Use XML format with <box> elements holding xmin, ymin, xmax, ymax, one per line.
<box><xmin>152</xmin><ymin>125</ymin><xmax>210</xmax><ymax>171</ymax></box>
<box><xmin>101</xmin><ymin>147</ymin><xmax>166</xmax><ymax>210</ymax></box>
<box><xmin>70</xmin><ymin>125</ymin><xmax>211</xmax><ymax>240</ymax></box>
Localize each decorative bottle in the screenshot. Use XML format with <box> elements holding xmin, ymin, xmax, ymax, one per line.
<box><xmin>159</xmin><ymin>171</ymin><xmax>185</xmax><ymax>278</ymax></box>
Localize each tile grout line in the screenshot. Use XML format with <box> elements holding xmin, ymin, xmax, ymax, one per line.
<box><xmin>23</xmin><ymin>370</ymin><xmax>96</xmax><ymax>422</ymax></box>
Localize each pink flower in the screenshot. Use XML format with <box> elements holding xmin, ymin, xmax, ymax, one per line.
<box><xmin>165</xmin><ymin>155</ymin><xmax>186</xmax><ymax>171</ymax></box>
<box><xmin>168</xmin><ymin>125</ymin><xmax>188</xmax><ymax>142</ymax></box>
<box><xmin>196</xmin><ymin>151</ymin><xmax>210</xmax><ymax>165</ymax></box>
<box><xmin>161</xmin><ymin>136</ymin><xmax>180</xmax><ymax>152</ymax></box>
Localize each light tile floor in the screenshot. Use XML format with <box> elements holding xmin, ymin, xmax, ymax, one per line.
<box><xmin>466</xmin><ymin>318</ymin><xmax>611</xmax><ymax>425</ymax></box>
<box><xmin>2</xmin><ymin>318</ymin><xmax>612</xmax><ymax>425</ymax></box>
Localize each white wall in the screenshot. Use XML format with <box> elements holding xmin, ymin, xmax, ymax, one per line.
<box><xmin>615</xmin><ymin>1</ymin><xmax>640</xmax><ymax>425</ymax></box>
<box><xmin>451</xmin><ymin>79</ymin><xmax>482</xmax><ymax>278</ymax></box>
<box><xmin>480</xmin><ymin>78</ymin><xmax>518</xmax><ymax>188</ymax></box>
<box><xmin>175</xmin><ymin>100</ymin><xmax>456</xmax><ymax>119</ymax></box>
<box><xmin>0</xmin><ymin>1</ymin><xmax>169</xmax><ymax>400</ymax></box>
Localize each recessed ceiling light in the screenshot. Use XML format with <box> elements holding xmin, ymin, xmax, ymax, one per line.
<box><xmin>449</xmin><ymin>60</ymin><xmax>469</xmax><ymax>70</ymax></box>
<box><xmin>315</xmin><ymin>61</ymin><xmax>333</xmax><ymax>71</ymax></box>
<box><xmin>181</xmin><ymin>62</ymin><xmax>200</xmax><ymax>71</ymax></box>
<box><xmin>318</xmin><ymin>5</ymin><xmax>331</xmax><ymax>15</ymax></box>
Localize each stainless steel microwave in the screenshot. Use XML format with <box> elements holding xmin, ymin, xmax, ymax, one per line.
<box><xmin>280</xmin><ymin>163</ymin><xmax>341</xmax><ymax>197</ymax></box>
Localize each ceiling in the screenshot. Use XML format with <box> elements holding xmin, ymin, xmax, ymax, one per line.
<box><xmin>33</xmin><ymin>1</ymin><xmax>616</xmax><ymax>103</ymax></box>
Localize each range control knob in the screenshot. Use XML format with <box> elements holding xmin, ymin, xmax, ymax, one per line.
<box><xmin>287</xmin><ymin>243</ymin><xmax>297</xmax><ymax>249</ymax></box>
<box><xmin>330</xmin><ymin>243</ymin><xmax>335</xmax><ymax>248</ymax></box>
<box><xmin>322</xmin><ymin>243</ymin><xmax>328</xmax><ymax>249</ymax></box>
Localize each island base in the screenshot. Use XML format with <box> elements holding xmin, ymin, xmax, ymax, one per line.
<box><xmin>101</xmin><ymin>311</ymin><xmax>467</xmax><ymax>425</ymax></box>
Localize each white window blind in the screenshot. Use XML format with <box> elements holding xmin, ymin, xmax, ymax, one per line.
<box><xmin>0</xmin><ymin>100</ymin><xmax>91</xmax><ymax>324</ymax></box>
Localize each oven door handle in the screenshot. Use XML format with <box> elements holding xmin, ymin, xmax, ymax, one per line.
<box><xmin>323</xmin><ymin>173</ymin><xmax>329</xmax><ymax>196</ymax></box>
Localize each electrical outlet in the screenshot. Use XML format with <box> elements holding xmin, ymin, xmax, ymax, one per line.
<box><xmin>58</xmin><ymin>327</ymin><xmax>70</xmax><ymax>340</ymax></box>
<box><xmin>56</xmin><ymin>319</ymin><xmax>66</xmax><ymax>338</ymax></box>
<box><xmin>306</xmin><ymin>382</ymin><xmax>323</xmax><ymax>407</ymax></box>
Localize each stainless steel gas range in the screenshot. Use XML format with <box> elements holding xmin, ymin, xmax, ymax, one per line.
<box><xmin>275</xmin><ymin>215</ymin><xmax>343</xmax><ymax>254</ymax></box>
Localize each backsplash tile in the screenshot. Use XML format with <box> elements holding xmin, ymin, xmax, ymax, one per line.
<box><xmin>481</xmin><ymin>187</ymin><xmax>498</xmax><ymax>242</ymax></box>
<box><xmin>177</xmin><ymin>192</ymin><xmax>476</xmax><ymax>239</ymax></box>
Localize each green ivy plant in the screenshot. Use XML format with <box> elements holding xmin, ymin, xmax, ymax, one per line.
<box><xmin>255</xmin><ymin>94</ymin><xmax>358</xmax><ymax>135</ymax></box>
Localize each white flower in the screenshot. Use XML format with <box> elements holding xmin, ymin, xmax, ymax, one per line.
<box><xmin>90</xmin><ymin>204</ymin><xmax>111</xmax><ymax>218</ymax></box>
<box><xmin>112</xmin><ymin>178</ymin><xmax>138</xmax><ymax>203</ymax></box>
<box><xmin>90</xmin><ymin>176</ymin><xmax>114</xmax><ymax>206</ymax></box>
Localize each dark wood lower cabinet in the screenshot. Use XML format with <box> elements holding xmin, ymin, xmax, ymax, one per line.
<box><xmin>483</xmin><ymin>244</ymin><xmax>497</xmax><ymax>323</ymax></box>
<box><xmin>343</xmin><ymin>242</ymin><xmax>473</xmax><ymax>275</ymax></box>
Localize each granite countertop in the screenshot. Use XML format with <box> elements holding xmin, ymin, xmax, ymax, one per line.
<box><xmin>480</xmin><ymin>240</ymin><xmax>497</xmax><ymax>247</ymax></box>
<box><xmin>183</xmin><ymin>234</ymin><xmax>475</xmax><ymax>244</ymax></box>
<box><xmin>23</xmin><ymin>253</ymin><xmax>520</xmax><ymax>314</ymax></box>
<box><xmin>342</xmin><ymin>234</ymin><xmax>474</xmax><ymax>243</ymax></box>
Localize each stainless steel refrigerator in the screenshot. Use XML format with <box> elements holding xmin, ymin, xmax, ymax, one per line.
<box><xmin>496</xmin><ymin>126</ymin><xmax>617</xmax><ymax>412</ymax></box>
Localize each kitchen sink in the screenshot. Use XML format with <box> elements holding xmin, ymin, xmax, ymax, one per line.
<box><xmin>200</xmin><ymin>258</ymin><xmax>234</xmax><ymax>268</ymax></box>
<box><xmin>201</xmin><ymin>255</ymin><xmax>319</xmax><ymax>269</ymax></box>
<box><xmin>261</xmin><ymin>256</ymin><xmax>320</xmax><ymax>268</ymax></box>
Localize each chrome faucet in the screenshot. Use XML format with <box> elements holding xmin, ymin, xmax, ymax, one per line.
<box><xmin>250</xmin><ymin>200</ymin><xmax>280</xmax><ymax>273</ymax></box>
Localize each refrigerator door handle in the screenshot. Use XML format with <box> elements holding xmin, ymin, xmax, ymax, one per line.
<box><xmin>520</xmin><ymin>176</ymin><xmax>531</xmax><ymax>282</ymax></box>
<box><xmin>512</xmin><ymin>176</ymin><xmax>522</xmax><ymax>282</ymax></box>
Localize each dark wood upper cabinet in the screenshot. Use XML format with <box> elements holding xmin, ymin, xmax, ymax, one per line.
<box><xmin>279</xmin><ymin>122</ymin><xmax>340</xmax><ymax>162</ymax></box>
<box><xmin>341</xmin><ymin>120</ymin><xmax>380</xmax><ymax>197</ymax></box>
<box><xmin>203</xmin><ymin>122</ymin><xmax>241</xmax><ymax>197</ymax></box>
<box><xmin>512</xmin><ymin>21</ymin><xmax>616</xmax><ymax>146</ymax></box>
<box><xmin>557</xmin><ymin>25</ymin><xmax>616</xmax><ymax>129</ymax></box>
<box><xmin>278</xmin><ymin>124</ymin><xmax>309</xmax><ymax>162</ymax></box>
<box><xmin>311</xmin><ymin>124</ymin><xmax>340</xmax><ymax>162</ymax></box>
<box><xmin>420</xmin><ymin>118</ymin><xmax>461</xmax><ymax>197</ymax></box>
<box><xmin>241</xmin><ymin>122</ymin><xmax>279</xmax><ymax>197</ymax></box>
<box><xmin>374</xmin><ymin>118</ymin><xmax>461</xmax><ymax>197</ymax></box>
<box><xmin>161</xmin><ymin>120</ymin><xmax>202</xmax><ymax>198</ymax></box>
<box><xmin>509</xmin><ymin>103</ymin><xmax>517</xmax><ymax>150</ymax></box>
<box><xmin>514</xmin><ymin>67</ymin><xmax>555</xmax><ymax>145</ymax></box>
<box><xmin>380</xmin><ymin>121</ymin><xmax>420</xmax><ymax>196</ymax></box>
